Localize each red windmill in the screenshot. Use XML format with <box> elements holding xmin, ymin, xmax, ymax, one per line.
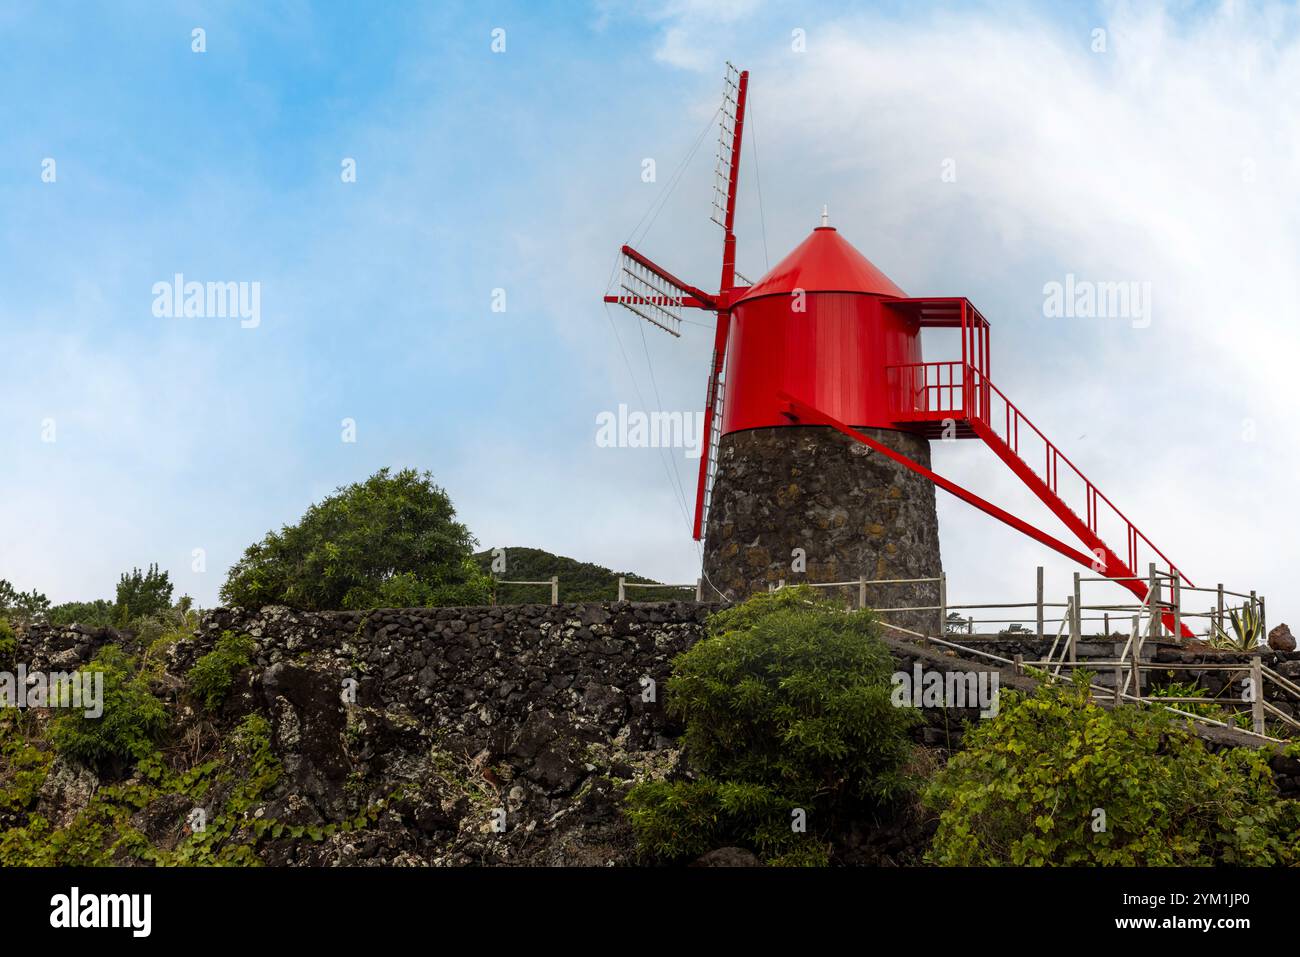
<box><xmin>604</xmin><ymin>63</ymin><xmax>1192</xmax><ymax>637</ymax></box>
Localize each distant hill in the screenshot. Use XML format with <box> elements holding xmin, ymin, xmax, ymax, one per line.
<box><xmin>472</xmin><ymin>546</ymin><xmax>695</xmax><ymax>604</ymax></box>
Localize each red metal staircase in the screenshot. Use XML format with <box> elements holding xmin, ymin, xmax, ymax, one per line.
<box><xmin>782</xmin><ymin>296</ymin><xmax>1194</xmax><ymax>639</ymax></box>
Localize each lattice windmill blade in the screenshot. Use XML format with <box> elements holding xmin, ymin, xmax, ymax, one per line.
<box><xmin>696</xmin><ymin>345</ymin><xmax>727</xmax><ymax>536</ymax></box>
<box><xmin>710</xmin><ymin>62</ymin><xmax>743</xmax><ymax>230</ymax></box>
<box><xmin>606</xmin><ymin>246</ymin><xmax>719</xmax><ymax>338</ymax></box>
<box><xmin>613</xmin><ymin>251</ymin><xmax>686</xmax><ymax>336</ymax></box>
<box><xmin>693</xmin><ymin>62</ymin><xmax>748</xmax><ymax>541</ymax></box>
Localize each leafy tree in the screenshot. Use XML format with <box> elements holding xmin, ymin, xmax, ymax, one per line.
<box><xmin>221</xmin><ymin>467</ymin><xmax>490</xmax><ymax>610</ymax></box>
<box><xmin>6</xmin><ymin>569</ymin><xmax>177</xmax><ymax>631</ymax></box>
<box><xmin>0</xmin><ymin>619</ymin><xmax>15</xmax><ymax>668</ymax></box>
<box><xmin>47</xmin><ymin>599</ymin><xmax>116</xmax><ymax>629</ymax></box>
<box><xmin>0</xmin><ymin>580</ymin><xmax>50</xmax><ymax>625</ymax></box>
<box><xmin>924</xmin><ymin>673</ymin><xmax>1300</xmax><ymax>865</ymax></box>
<box><xmin>113</xmin><ymin>564</ymin><xmax>174</xmax><ymax>625</ymax></box>
<box><xmin>625</xmin><ymin>586</ymin><xmax>919</xmax><ymax>864</ymax></box>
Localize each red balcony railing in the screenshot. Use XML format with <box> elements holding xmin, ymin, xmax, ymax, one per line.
<box><xmin>888</xmin><ymin>361</ymin><xmax>966</xmax><ymax>418</ymax></box>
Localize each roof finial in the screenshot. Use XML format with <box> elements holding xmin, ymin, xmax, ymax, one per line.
<box><xmin>821</xmin><ymin>204</ymin><xmax>829</xmax><ymax>227</ymax></box>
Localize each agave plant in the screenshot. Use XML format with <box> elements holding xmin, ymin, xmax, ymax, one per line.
<box><xmin>1209</xmin><ymin>603</ymin><xmax>1265</xmax><ymax>651</ymax></box>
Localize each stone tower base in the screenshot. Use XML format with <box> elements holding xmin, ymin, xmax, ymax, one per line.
<box><xmin>701</xmin><ymin>425</ymin><xmax>944</xmax><ymax>637</ymax></box>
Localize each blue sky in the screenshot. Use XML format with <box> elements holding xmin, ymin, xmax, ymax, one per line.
<box><xmin>2</xmin><ymin>0</ymin><xmax>1298</xmax><ymax>630</ymax></box>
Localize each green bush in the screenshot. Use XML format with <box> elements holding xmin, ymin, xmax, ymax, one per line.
<box><xmin>924</xmin><ymin>673</ymin><xmax>1300</xmax><ymax>865</ymax></box>
<box><xmin>113</xmin><ymin>564</ymin><xmax>174</xmax><ymax>626</ymax></box>
<box><xmin>187</xmin><ymin>631</ymin><xmax>255</xmax><ymax>711</ymax></box>
<box><xmin>624</xmin><ymin>586</ymin><xmax>918</xmax><ymax>864</ymax></box>
<box><xmin>624</xmin><ymin>777</ymin><xmax>831</xmax><ymax>864</ymax></box>
<box><xmin>0</xmin><ymin>713</ymin><xmax>52</xmax><ymax>818</ymax></box>
<box><xmin>221</xmin><ymin>467</ymin><xmax>491</xmax><ymax>610</ymax></box>
<box><xmin>0</xmin><ymin>618</ymin><xmax>16</xmax><ymax>668</ymax></box>
<box><xmin>1147</xmin><ymin>678</ymin><xmax>1253</xmax><ymax>731</ymax></box>
<box><xmin>370</xmin><ymin>564</ymin><xmax>491</xmax><ymax>608</ymax></box>
<box><xmin>0</xmin><ymin>580</ymin><xmax>49</xmax><ymax>625</ymax></box>
<box><xmin>46</xmin><ymin>599</ymin><xmax>115</xmax><ymax>629</ymax></box>
<box><xmin>49</xmin><ymin>647</ymin><xmax>168</xmax><ymax>769</ymax></box>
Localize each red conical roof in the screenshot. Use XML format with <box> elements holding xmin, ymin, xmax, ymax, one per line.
<box><xmin>735</xmin><ymin>226</ymin><xmax>905</xmax><ymax>303</ymax></box>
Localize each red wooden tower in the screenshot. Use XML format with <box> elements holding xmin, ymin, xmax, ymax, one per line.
<box><xmin>604</xmin><ymin>63</ymin><xmax>1190</xmax><ymax>635</ymax></box>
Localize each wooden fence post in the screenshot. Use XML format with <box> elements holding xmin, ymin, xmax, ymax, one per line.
<box><xmin>1036</xmin><ymin>566</ymin><xmax>1044</xmax><ymax>641</ymax></box>
<box><xmin>550</xmin><ymin>576</ymin><xmax>558</xmax><ymax>606</ymax></box>
<box><xmin>1216</xmin><ymin>583</ymin><xmax>1225</xmax><ymax>640</ymax></box>
<box><xmin>1128</xmin><ymin>615</ymin><xmax>1139</xmax><ymax>697</ymax></box>
<box><xmin>1071</xmin><ymin>572</ymin><xmax>1081</xmax><ymax>664</ymax></box>
<box><xmin>1172</xmin><ymin>570</ymin><xmax>1181</xmax><ymax>641</ymax></box>
<box><xmin>938</xmin><ymin>573</ymin><xmax>947</xmax><ymax>640</ymax></box>
<box><xmin>858</xmin><ymin>575</ymin><xmax>866</xmax><ymax>611</ymax></box>
<box><xmin>1251</xmin><ymin>655</ymin><xmax>1265</xmax><ymax>735</ymax></box>
<box><xmin>617</xmin><ymin>576</ymin><xmax>625</xmax><ymax>602</ymax></box>
<box><xmin>1148</xmin><ymin>563</ymin><xmax>1159</xmax><ymax>638</ymax></box>
<box><xmin>1132</xmin><ymin>621</ymin><xmax>1144</xmax><ymax>699</ymax></box>
<box><xmin>695</xmin><ymin>577</ymin><xmax>703</xmax><ymax>602</ymax></box>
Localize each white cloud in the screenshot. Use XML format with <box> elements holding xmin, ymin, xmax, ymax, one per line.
<box><xmin>629</xmin><ymin>0</ymin><xmax>766</xmax><ymax>71</ymax></box>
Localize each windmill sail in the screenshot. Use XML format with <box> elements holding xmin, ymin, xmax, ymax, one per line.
<box><xmin>710</xmin><ymin>63</ymin><xmax>743</xmax><ymax>230</ymax></box>
<box><xmin>694</xmin><ymin>343</ymin><xmax>727</xmax><ymax>539</ymax></box>
<box><xmin>694</xmin><ymin>63</ymin><xmax>748</xmax><ymax>540</ymax></box>
<box><xmin>611</xmin><ymin>251</ymin><xmax>688</xmax><ymax>336</ymax></box>
<box><xmin>600</xmin><ymin>62</ymin><xmax>750</xmax><ymax>544</ymax></box>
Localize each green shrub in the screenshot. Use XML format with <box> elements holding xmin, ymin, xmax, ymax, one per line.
<box><xmin>0</xmin><ymin>713</ymin><xmax>52</xmax><ymax>818</ymax></box>
<box><xmin>113</xmin><ymin>564</ymin><xmax>174</xmax><ymax>626</ymax></box>
<box><xmin>624</xmin><ymin>777</ymin><xmax>830</xmax><ymax>863</ymax></box>
<box><xmin>221</xmin><ymin>467</ymin><xmax>488</xmax><ymax>610</ymax></box>
<box><xmin>0</xmin><ymin>618</ymin><xmax>16</xmax><ymax>668</ymax></box>
<box><xmin>46</xmin><ymin>599</ymin><xmax>115</xmax><ymax>629</ymax></box>
<box><xmin>49</xmin><ymin>647</ymin><xmax>167</xmax><ymax>769</ymax></box>
<box><xmin>1148</xmin><ymin>678</ymin><xmax>1254</xmax><ymax>731</ymax></box>
<box><xmin>0</xmin><ymin>580</ymin><xmax>49</xmax><ymax>625</ymax></box>
<box><xmin>924</xmin><ymin>673</ymin><xmax>1300</xmax><ymax>865</ymax></box>
<box><xmin>668</xmin><ymin>587</ymin><xmax>917</xmax><ymax>804</ymax></box>
<box><xmin>187</xmin><ymin>631</ymin><xmax>255</xmax><ymax>711</ymax></box>
<box><xmin>625</xmin><ymin>586</ymin><xmax>918</xmax><ymax>864</ymax></box>
<box><xmin>369</xmin><ymin>564</ymin><xmax>491</xmax><ymax>609</ymax></box>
